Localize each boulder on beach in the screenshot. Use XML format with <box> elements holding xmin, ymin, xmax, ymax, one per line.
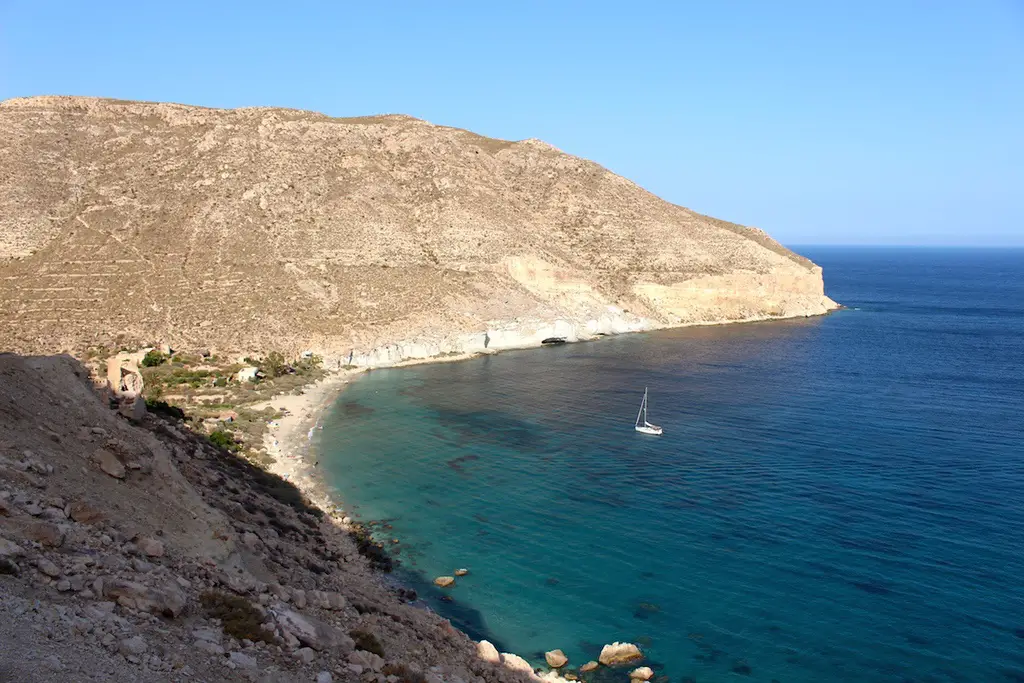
<box><xmin>599</xmin><ymin>642</ymin><xmax>643</xmax><ymax>666</ymax></box>
<box><xmin>476</xmin><ymin>640</ymin><xmax>501</xmax><ymax>664</ymax></box>
<box><xmin>545</xmin><ymin>649</ymin><xmax>568</xmax><ymax>668</ymax></box>
<box><xmin>500</xmin><ymin>652</ymin><xmax>534</xmax><ymax>675</ymax></box>
<box><xmin>629</xmin><ymin>666</ymin><xmax>654</xmax><ymax>680</ymax></box>
<box><xmin>580</xmin><ymin>661</ymin><xmax>599</xmax><ymax>672</ymax></box>
<box><xmin>433</xmin><ymin>576</ymin><xmax>455</xmax><ymax>587</ymax></box>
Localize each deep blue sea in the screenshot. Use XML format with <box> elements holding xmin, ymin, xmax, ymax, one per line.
<box><xmin>316</xmin><ymin>248</ymin><xmax>1024</xmax><ymax>682</ymax></box>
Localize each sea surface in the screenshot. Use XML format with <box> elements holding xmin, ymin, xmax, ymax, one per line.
<box><xmin>316</xmin><ymin>248</ymin><xmax>1024</xmax><ymax>682</ymax></box>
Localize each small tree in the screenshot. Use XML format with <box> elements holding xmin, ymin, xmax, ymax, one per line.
<box><xmin>141</xmin><ymin>350</ymin><xmax>168</xmax><ymax>367</ymax></box>
<box><xmin>260</xmin><ymin>351</ymin><xmax>289</xmax><ymax>378</ymax></box>
<box><xmin>209</xmin><ymin>429</ymin><xmax>240</xmax><ymax>452</ymax></box>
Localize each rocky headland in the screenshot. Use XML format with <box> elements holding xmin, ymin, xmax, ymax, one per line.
<box><xmin>0</xmin><ymin>96</ymin><xmax>835</xmax><ymax>363</ymax></box>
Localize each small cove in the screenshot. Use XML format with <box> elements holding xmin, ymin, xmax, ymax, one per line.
<box><xmin>315</xmin><ymin>248</ymin><xmax>1024</xmax><ymax>682</ymax></box>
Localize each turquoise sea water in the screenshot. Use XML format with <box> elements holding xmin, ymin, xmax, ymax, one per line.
<box><xmin>316</xmin><ymin>248</ymin><xmax>1024</xmax><ymax>682</ymax></box>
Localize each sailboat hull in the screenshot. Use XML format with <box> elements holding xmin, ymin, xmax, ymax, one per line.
<box><xmin>634</xmin><ymin>388</ymin><xmax>663</xmax><ymax>435</ymax></box>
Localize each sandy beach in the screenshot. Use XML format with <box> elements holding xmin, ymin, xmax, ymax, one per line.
<box><xmin>256</xmin><ymin>350</ymin><xmax>489</xmax><ymax>514</ymax></box>
<box><xmin>255</xmin><ymin>369</ymin><xmax>358</xmax><ymax>512</ymax></box>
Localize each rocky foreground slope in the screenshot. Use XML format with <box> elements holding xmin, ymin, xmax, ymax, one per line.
<box><xmin>2</xmin><ymin>353</ymin><xmax>606</xmax><ymax>682</ymax></box>
<box><xmin>0</xmin><ymin>96</ymin><xmax>835</xmax><ymax>362</ymax></box>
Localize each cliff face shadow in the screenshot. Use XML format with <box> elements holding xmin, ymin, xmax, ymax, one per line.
<box><xmin>389</xmin><ymin>564</ymin><xmax>511</xmax><ymax>653</ymax></box>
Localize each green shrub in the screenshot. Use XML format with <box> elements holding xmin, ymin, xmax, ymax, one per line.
<box><xmin>350</xmin><ymin>629</ymin><xmax>385</xmax><ymax>657</ymax></box>
<box><xmin>260</xmin><ymin>351</ymin><xmax>289</xmax><ymax>378</ymax></box>
<box><xmin>209</xmin><ymin>429</ymin><xmax>240</xmax><ymax>452</ymax></box>
<box><xmin>141</xmin><ymin>350</ymin><xmax>168</xmax><ymax>367</ymax></box>
<box><xmin>200</xmin><ymin>591</ymin><xmax>274</xmax><ymax>644</ymax></box>
<box><xmin>294</xmin><ymin>354</ymin><xmax>323</xmax><ymax>374</ymax></box>
<box><xmin>145</xmin><ymin>398</ymin><xmax>185</xmax><ymax>421</ymax></box>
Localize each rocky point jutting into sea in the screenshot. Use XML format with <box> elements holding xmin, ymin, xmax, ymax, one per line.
<box><xmin>0</xmin><ymin>95</ymin><xmax>838</xmax><ymax>682</ymax></box>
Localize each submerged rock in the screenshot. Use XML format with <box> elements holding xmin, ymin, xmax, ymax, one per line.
<box><xmin>731</xmin><ymin>660</ymin><xmax>752</xmax><ymax>675</ymax></box>
<box><xmin>580</xmin><ymin>661</ymin><xmax>599</xmax><ymax>672</ymax></box>
<box><xmin>629</xmin><ymin>666</ymin><xmax>654</xmax><ymax>680</ymax></box>
<box><xmin>454</xmin><ymin>568</ymin><xmax>469</xmax><ymax>576</ymax></box>
<box><xmin>433</xmin><ymin>576</ymin><xmax>455</xmax><ymax>587</ymax></box>
<box><xmin>599</xmin><ymin>642</ymin><xmax>643</xmax><ymax>666</ymax></box>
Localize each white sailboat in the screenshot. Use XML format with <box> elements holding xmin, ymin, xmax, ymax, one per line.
<box><xmin>634</xmin><ymin>387</ymin><xmax>663</xmax><ymax>435</ymax></box>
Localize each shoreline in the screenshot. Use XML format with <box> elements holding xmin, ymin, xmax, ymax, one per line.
<box><xmin>259</xmin><ymin>306</ymin><xmax>843</xmax><ymax>526</ymax></box>
<box><xmin>257</xmin><ymin>350</ymin><xmax>500</xmax><ymax>516</ymax></box>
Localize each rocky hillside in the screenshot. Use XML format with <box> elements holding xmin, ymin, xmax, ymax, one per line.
<box><xmin>1</xmin><ymin>352</ymin><xmax>592</xmax><ymax>682</ymax></box>
<box><xmin>0</xmin><ymin>96</ymin><xmax>835</xmax><ymax>362</ymax></box>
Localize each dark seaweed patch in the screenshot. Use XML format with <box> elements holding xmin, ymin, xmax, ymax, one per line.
<box><xmin>731</xmin><ymin>660</ymin><xmax>752</xmax><ymax>676</ymax></box>
<box><xmin>341</xmin><ymin>400</ymin><xmax>375</xmax><ymax>417</ymax></box>
<box><xmin>433</xmin><ymin>408</ymin><xmax>550</xmax><ymax>452</ymax></box>
<box><xmin>446</xmin><ymin>453</ymin><xmax>480</xmax><ymax>474</ymax></box>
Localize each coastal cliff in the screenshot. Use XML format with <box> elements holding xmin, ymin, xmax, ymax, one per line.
<box><xmin>0</xmin><ymin>96</ymin><xmax>835</xmax><ymax>360</ymax></box>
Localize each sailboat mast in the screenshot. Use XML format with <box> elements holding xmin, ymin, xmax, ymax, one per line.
<box><xmin>635</xmin><ymin>389</ymin><xmax>646</xmax><ymax>428</ymax></box>
<box><xmin>643</xmin><ymin>387</ymin><xmax>648</xmax><ymax>424</ymax></box>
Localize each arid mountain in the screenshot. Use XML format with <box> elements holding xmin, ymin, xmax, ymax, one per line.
<box><xmin>0</xmin><ymin>96</ymin><xmax>836</xmax><ymax>361</ymax></box>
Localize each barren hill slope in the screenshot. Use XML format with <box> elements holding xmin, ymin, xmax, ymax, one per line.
<box><xmin>0</xmin><ymin>352</ymin><xmax>544</xmax><ymax>682</ymax></box>
<box><xmin>0</xmin><ymin>96</ymin><xmax>836</xmax><ymax>360</ymax></box>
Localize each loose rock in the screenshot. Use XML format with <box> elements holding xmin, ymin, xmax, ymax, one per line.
<box><xmin>229</xmin><ymin>652</ymin><xmax>257</xmax><ymax>670</ymax></box>
<box><xmin>477</xmin><ymin>640</ymin><xmax>501</xmax><ymax>664</ymax></box>
<box><xmin>0</xmin><ymin>537</ymin><xmax>26</xmax><ymax>559</ymax></box>
<box><xmin>102</xmin><ymin>578</ymin><xmax>186</xmax><ymax>617</ymax></box>
<box><xmin>545</xmin><ymin>649</ymin><xmax>568</xmax><ymax>668</ymax></box>
<box><xmin>433</xmin><ymin>576</ymin><xmax>455</xmax><ymax>588</ymax></box>
<box><xmin>500</xmin><ymin>652</ymin><xmax>534</xmax><ymax>675</ymax></box>
<box><xmin>119</xmin><ymin>636</ymin><xmax>148</xmax><ymax>656</ymax></box>
<box><xmin>25</xmin><ymin>520</ymin><xmax>65</xmax><ymax>547</ymax></box>
<box><xmin>136</xmin><ymin>536</ymin><xmax>165</xmax><ymax>557</ymax></box>
<box><xmin>599</xmin><ymin>642</ymin><xmax>644</xmax><ymax>667</ymax></box>
<box><xmin>629</xmin><ymin>666</ymin><xmax>654</xmax><ymax>680</ymax></box>
<box><xmin>67</xmin><ymin>499</ymin><xmax>105</xmax><ymax>524</ymax></box>
<box><xmin>92</xmin><ymin>447</ymin><xmax>126</xmax><ymax>479</ymax></box>
<box><xmin>272</xmin><ymin>608</ymin><xmax>354</xmax><ymax>653</ymax></box>
<box><xmin>36</xmin><ymin>557</ymin><xmax>61</xmax><ymax>577</ymax></box>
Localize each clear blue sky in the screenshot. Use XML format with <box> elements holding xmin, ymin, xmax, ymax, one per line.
<box><xmin>2</xmin><ymin>1</ymin><xmax>1022</xmax><ymax>246</ymax></box>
